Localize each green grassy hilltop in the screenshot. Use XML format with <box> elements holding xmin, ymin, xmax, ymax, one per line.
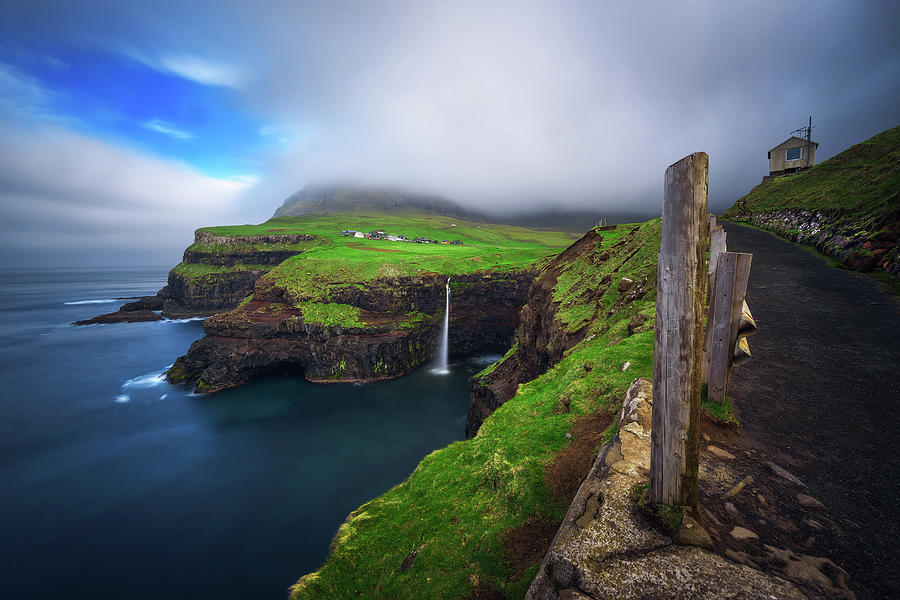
<box><xmin>195</xmin><ymin>212</ymin><xmax>577</xmax><ymax>305</ymax></box>
<box><xmin>725</xmin><ymin>125</ymin><xmax>899</xmax><ymax>226</ymax></box>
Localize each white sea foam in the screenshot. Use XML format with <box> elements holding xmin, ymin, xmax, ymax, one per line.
<box><xmin>64</xmin><ymin>299</ymin><xmax>121</xmax><ymax>305</ymax></box>
<box><xmin>159</xmin><ymin>394</ymin><xmax>168</xmax><ymax>400</ymax></box>
<box><xmin>114</xmin><ymin>394</ymin><xmax>130</xmax><ymax>403</ymax></box>
<box><xmin>162</xmin><ymin>316</ymin><xmax>207</xmax><ymax>323</ymax></box>
<box><xmin>123</xmin><ymin>370</ymin><xmax>167</xmax><ymax>388</ymax></box>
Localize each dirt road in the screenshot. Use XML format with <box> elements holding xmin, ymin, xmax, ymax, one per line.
<box><xmin>723</xmin><ymin>223</ymin><xmax>899</xmax><ymax>600</ymax></box>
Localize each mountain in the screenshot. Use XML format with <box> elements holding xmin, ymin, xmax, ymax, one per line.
<box><xmin>273</xmin><ymin>184</ymin><xmax>651</xmax><ymax>233</ymax></box>
<box><xmin>272</xmin><ymin>185</ymin><xmax>488</xmax><ymax>221</ymax></box>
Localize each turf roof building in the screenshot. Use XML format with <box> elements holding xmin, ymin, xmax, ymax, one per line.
<box><xmin>767</xmin><ymin>135</ymin><xmax>818</xmax><ymax>179</ymax></box>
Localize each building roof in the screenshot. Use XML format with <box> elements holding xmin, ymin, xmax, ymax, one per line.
<box><xmin>769</xmin><ymin>136</ymin><xmax>819</xmax><ymax>152</ymax></box>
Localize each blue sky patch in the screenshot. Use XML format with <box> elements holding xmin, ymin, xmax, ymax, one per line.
<box><xmin>0</xmin><ymin>43</ymin><xmax>268</xmax><ymax>180</ymax></box>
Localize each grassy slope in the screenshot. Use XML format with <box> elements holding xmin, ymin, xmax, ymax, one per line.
<box><xmin>723</xmin><ymin>125</ymin><xmax>900</xmax><ymax>226</ymax></box>
<box><xmin>172</xmin><ymin>212</ymin><xmax>576</xmax><ymax>322</ymax></box>
<box><xmin>291</xmin><ymin>220</ymin><xmax>662</xmax><ymax>600</ymax></box>
<box><xmin>229</xmin><ymin>212</ymin><xmax>578</xmax><ymax>304</ymax></box>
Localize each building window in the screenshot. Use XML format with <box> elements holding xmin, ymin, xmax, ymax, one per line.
<box><xmin>786</xmin><ymin>147</ymin><xmax>802</xmax><ymax>161</ymax></box>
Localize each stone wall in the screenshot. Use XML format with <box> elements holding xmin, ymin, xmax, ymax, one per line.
<box><xmin>733</xmin><ymin>209</ymin><xmax>898</xmax><ymax>275</ymax></box>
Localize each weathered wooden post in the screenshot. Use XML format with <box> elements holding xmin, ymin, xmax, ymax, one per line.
<box><xmin>707</xmin><ymin>251</ymin><xmax>753</xmax><ymax>404</ymax></box>
<box><xmin>649</xmin><ymin>152</ymin><xmax>708</xmax><ymax>508</ymax></box>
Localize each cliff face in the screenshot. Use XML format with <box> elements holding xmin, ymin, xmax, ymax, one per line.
<box><xmin>161</xmin><ymin>230</ymin><xmax>320</xmax><ymax>317</ymax></box>
<box><xmin>168</xmin><ymin>270</ymin><xmax>533</xmax><ymax>391</ymax></box>
<box><xmin>467</xmin><ymin>223</ymin><xmax>658</xmax><ymax>437</ymax></box>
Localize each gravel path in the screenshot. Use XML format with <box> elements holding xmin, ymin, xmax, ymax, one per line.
<box><xmin>723</xmin><ymin>223</ymin><xmax>900</xmax><ymax>600</ymax></box>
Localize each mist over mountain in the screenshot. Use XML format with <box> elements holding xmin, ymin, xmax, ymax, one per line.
<box><xmin>273</xmin><ymin>185</ymin><xmax>652</xmax><ymax>233</ymax></box>
<box><xmin>273</xmin><ymin>185</ymin><xmax>487</xmax><ymax>221</ymax></box>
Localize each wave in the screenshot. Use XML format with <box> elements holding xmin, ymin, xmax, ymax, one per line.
<box><xmin>64</xmin><ymin>299</ymin><xmax>121</xmax><ymax>305</ymax></box>
<box><xmin>162</xmin><ymin>316</ymin><xmax>207</xmax><ymax>323</ymax></box>
<box><xmin>122</xmin><ymin>365</ymin><xmax>173</xmax><ymax>388</ymax></box>
<box><xmin>114</xmin><ymin>394</ymin><xmax>130</xmax><ymax>403</ymax></box>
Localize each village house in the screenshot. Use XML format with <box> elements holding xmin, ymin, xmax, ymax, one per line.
<box><xmin>766</xmin><ymin>135</ymin><xmax>818</xmax><ymax>180</ymax></box>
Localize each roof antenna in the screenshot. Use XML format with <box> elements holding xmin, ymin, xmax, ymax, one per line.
<box><xmin>791</xmin><ymin>116</ymin><xmax>815</xmax><ymax>168</ymax></box>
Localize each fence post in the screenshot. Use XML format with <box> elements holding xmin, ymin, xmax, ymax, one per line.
<box><xmin>707</xmin><ymin>252</ymin><xmax>752</xmax><ymax>404</ymax></box>
<box><xmin>649</xmin><ymin>152</ymin><xmax>708</xmax><ymax>508</ymax></box>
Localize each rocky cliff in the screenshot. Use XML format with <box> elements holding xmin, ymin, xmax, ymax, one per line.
<box><xmin>466</xmin><ymin>223</ymin><xmax>657</xmax><ymax>436</ymax></box>
<box><xmin>168</xmin><ymin>270</ymin><xmax>533</xmax><ymax>391</ymax></box>
<box><xmin>161</xmin><ymin>230</ymin><xmax>321</xmax><ymax>317</ymax></box>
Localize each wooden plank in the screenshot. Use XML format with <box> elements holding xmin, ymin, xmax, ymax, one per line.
<box><xmin>708</xmin><ymin>225</ymin><xmax>727</xmax><ymax>278</ymax></box>
<box><xmin>707</xmin><ymin>253</ymin><xmax>736</xmax><ymax>404</ymax></box>
<box><xmin>649</xmin><ymin>152</ymin><xmax>708</xmax><ymax>509</ymax></box>
<box><xmin>707</xmin><ymin>252</ymin><xmax>752</xmax><ymax>404</ymax></box>
<box><xmin>701</xmin><ymin>224</ymin><xmax>727</xmax><ymax>384</ymax></box>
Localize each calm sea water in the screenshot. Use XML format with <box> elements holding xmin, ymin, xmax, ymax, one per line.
<box><xmin>0</xmin><ymin>268</ymin><xmax>488</xmax><ymax>599</ymax></box>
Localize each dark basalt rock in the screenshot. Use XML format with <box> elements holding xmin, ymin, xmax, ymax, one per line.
<box><xmin>74</xmin><ymin>290</ymin><xmax>168</xmax><ymax>325</ymax></box>
<box><xmin>163</xmin><ymin>268</ymin><xmax>265</xmax><ymax>316</ymax></box>
<box><xmin>75</xmin><ymin>309</ymin><xmax>163</xmax><ymax>325</ymax></box>
<box><xmin>182</xmin><ymin>249</ymin><xmax>304</xmax><ymax>267</ymax></box>
<box><xmin>168</xmin><ymin>271</ymin><xmax>534</xmax><ymax>392</ymax></box>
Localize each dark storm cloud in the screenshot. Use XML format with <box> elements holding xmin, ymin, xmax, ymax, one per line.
<box><xmin>1</xmin><ymin>1</ymin><xmax>898</xmax><ymax>265</ymax></box>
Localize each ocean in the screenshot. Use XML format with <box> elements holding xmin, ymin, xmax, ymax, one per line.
<box><xmin>0</xmin><ymin>268</ymin><xmax>486</xmax><ymax>599</ymax></box>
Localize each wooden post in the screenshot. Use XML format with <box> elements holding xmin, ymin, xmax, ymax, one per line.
<box><xmin>649</xmin><ymin>152</ymin><xmax>708</xmax><ymax>508</ymax></box>
<box><xmin>707</xmin><ymin>252</ymin><xmax>752</xmax><ymax>404</ymax></box>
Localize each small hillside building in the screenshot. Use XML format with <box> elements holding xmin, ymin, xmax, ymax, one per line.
<box><xmin>767</xmin><ymin>136</ymin><xmax>818</xmax><ymax>179</ymax></box>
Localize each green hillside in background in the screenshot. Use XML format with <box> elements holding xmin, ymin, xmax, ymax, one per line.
<box><xmin>723</xmin><ymin>125</ymin><xmax>899</xmax><ymax>277</ymax></box>
<box><xmin>725</xmin><ymin>125</ymin><xmax>900</xmax><ymax>226</ymax></box>
<box><xmin>197</xmin><ymin>212</ymin><xmax>577</xmax><ymax>297</ymax></box>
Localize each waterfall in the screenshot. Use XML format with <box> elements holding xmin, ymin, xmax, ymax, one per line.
<box><xmin>433</xmin><ymin>277</ymin><xmax>451</xmax><ymax>374</ymax></box>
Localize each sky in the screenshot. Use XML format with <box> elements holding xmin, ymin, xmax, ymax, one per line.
<box><xmin>1</xmin><ymin>1</ymin><xmax>898</xmax><ymax>267</ymax></box>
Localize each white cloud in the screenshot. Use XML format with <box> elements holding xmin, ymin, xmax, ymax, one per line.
<box><xmin>156</xmin><ymin>52</ymin><xmax>245</xmax><ymax>88</ymax></box>
<box><xmin>120</xmin><ymin>47</ymin><xmax>245</xmax><ymax>88</ymax></box>
<box><xmin>142</xmin><ymin>118</ymin><xmax>196</xmax><ymax>140</ymax></box>
<box><xmin>0</xmin><ymin>122</ymin><xmax>257</xmax><ymax>264</ymax></box>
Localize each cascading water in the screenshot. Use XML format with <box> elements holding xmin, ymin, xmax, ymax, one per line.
<box><xmin>433</xmin><ymin>277</ymin><xmax>451</xmax><ymax>374</ymax></box>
